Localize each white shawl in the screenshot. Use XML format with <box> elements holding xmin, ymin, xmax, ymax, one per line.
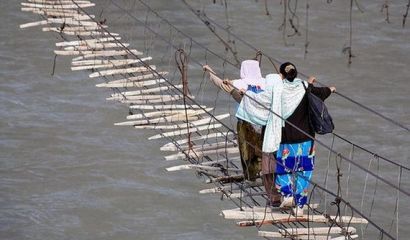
<box><xmin>262</xmin><ymin>77</ymin><xmax>307</xmax><ymax>153</ymax></box>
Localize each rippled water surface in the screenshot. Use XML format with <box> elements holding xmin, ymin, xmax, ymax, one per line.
<box><xmin>1</xmin><ymin>0</ymin><xmax>409</xmax><ymax>239</ymax></box>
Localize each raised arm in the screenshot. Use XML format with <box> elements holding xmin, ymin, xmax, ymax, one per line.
<box><xmin>203</xmin><ymin>65</ymin><xmax>243</xmax><ymax>103</ymax></box>
<box><xmin>307</xmin><ymin>76</ymin><xmax>336</xmax><ymax>101</ymax></box>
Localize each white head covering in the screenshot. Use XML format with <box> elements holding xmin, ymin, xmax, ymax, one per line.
<box><xmin>233</xmin><ymin>60</ymin><xmax>265</xmax><ymax>90</ymax></box>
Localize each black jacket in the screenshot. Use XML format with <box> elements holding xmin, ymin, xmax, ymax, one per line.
<box><xmin>281</xmin><ymin>84</ymin><xmax>332</xmax><ymax>144</ymax></box>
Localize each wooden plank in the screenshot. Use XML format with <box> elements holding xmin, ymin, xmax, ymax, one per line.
<box><xmin>258</xmin><ymin>229</ymin><xmax>358</xmax><ymax>239</ymax></box>
<box><xmin>158</xmin><ymin>130</ymin><xmax>232</xmax><ymax>149</ymax></box>
<box><xmin>258</xmin><ymin>232</ymin><xmax>331</xmax><ymax>240</ymax></box>
<box><xmin>27</xmin><ymin>0</ymin><xmax>91</xmax><ymax>4</ymax></box>
<box><xmin>114</xmin><ymin>94</ymin><xmax>181</xmax><ymax>101</ymax></box>
<box><xmin>332</xmin><ymin>235</ymin><xmax>358</xmax><ymax>240</ymax></box>
<box><xmin>96</xmin><ymin>79</ymin><xmax>165</xmax><ymax>88</ymax></box>
<box><xmin>129</xmin><ymin>104</ymin><xmax>204</xmax><ymax>111</ymax></box>
<box><xmin>123</xmin><ymin>109</ymin><xmax>206</xmax><ymax>122</ymax></box>
<box><xmin>115</xmin><ymin>114</ymin><xmax>201</xmax><ymax>126</ymax></box>
<box><xmin>43</xmin><ymin>26</ymin><xmax>105</xmax><ymax>32</ymax></box>
<box><xmin>223</xmin><ymin>205</ymin><xmax>319</xmax><ymax>214</ymax></box>
<box><xmin>72</xmin><ymin>49</ymin><xmax>143</xmax><ymax>60</ymax></box>
<box><xmin>278</xmin><ymin>226</ymin><xmax>356</xmax><ymax>235</ymax></box>
<box><xmin>48</xmin><ymin>30</ymin><xmax>113</xmax><ymax>37</ymax></box>
<box><xmin>160</xmin><ymin>139</ymin><xmax>235</xmax><ymax>152</ymax></box>
<box><xmin>200</xmin><ymin>156</ymin><xmax>241</xmax><ymax>165</ymax></box>
<box><xmin>108</xmin><ymin>84</ymin><xmax>178</xmax><ymax>99</ymax></box>
<box><xmin>222</xmin><ymin>210</ymin><xmax>368</xmax><ymax>224</ymax></box>
<box><xmin>119</xmin><ymin>95</ymin><xmax>184</xmax><ymax>104</ymax></box>
<box><xmin>126</xmin><ymin>108</ymin><xmax>212</xmax><ymax>120</ymax></box>
<box><xmin>89</xmin><ymin>66</ymin><xmax>155</xmax><ymax>78</ymax></box>
<box><xmin>134</xmin><ymin>114</ymin><xmax>223</xmax><ymax>129</ymax></box>
<box><xmin>121</xmin><ymin>110</ymin><xmax>207</xmax><ymax>122</ymax></box>
<box><xmin>149</xmin><ymin>123</ymin><xmax>223</xmax><ymax>140</ymax></box>
<box><xmin>20</xmin><ymin>20</ymin><xmax>48</xmax><ymax>29</ymax></box>
<box><xmin>199</xmin><ymin>179</ymin><xmax>262</xmax><ymax>194</ymax></box>
<box><xmin>164</xmin><ymin>146</ymin><xmax>238</xmax><ymax>161</ymax></box>
<box><xmin>57</xmin><ymin>46</ymin><xmax>144</xmax><ymax>57</ymax></box>
<box><xmin>74</xmin><ymin>56</ymin><xmax>151</xmax><ymax>67</ymax></box>
<box><xmin>95</xmin><ymin>72</ymin><xmax>167</xmax><ymax>86</ymax></box>
<box><xmin>142</xmin><ymin>118</ymin><xmax>233</xmax><ymax>130</ymax></box>
<box><xmin>160</xmin><ymin>132</ymin><xmax>234</xmax><ymax>151</ymax></box>
<box><xmin>64</xmin><ymin>43</ymin><xmax>130</xmax><ymax>51</ymax></box>
<box><xmin>207</xmin><ymin>174</ymin><xmax>244</xmax><ymax>184</ymax></box>
<box><xmin>21</xmin><ymin>7</ymin><xmax>78</xmax><ymax>13</ymax></box>
<box><xmin>166</xmin><ymin>164</ymin><xmax>241</xmax><ymax>172</ymax></box>
<box><xmin>21</xmin><ymin>2</ymin><xmax>95</xmax><ymax>9</ymax></box>
<box><xmin>120</xmin><ymin>95</ymin><xmax>184</xmax><ymax>104</ymax></box>
<box><xmin>56</xmin><ymin>37</ymin><xmax>121</xmax><ymax>47</ymax></box>
<box><xmin>25</xmin><ymin>9</ymin><xmax>94</xmax><ymax>19</ymax></box>
<box><xmin>47</xmin><ymin>18</ymin><xmax>98</xmax><ymax>26</ymax></box>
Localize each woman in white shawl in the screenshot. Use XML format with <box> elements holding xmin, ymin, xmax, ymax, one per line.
<box><xmin>262</xmin><ymin>62</ymin><xmax>336</xmax><ymax>215</ymax></box>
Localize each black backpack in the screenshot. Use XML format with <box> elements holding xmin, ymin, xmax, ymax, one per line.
<box><xmin>303</xmin><ymin>83</ymin><xmax>335</xmax><ymax>134</ymax></box>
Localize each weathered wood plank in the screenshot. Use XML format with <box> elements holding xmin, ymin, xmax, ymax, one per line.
<box><xmin>129</xmin><ymin>104</ymin><xmax>204</xmax><ymax>111</ymax></box>
<box><xmin>108</xmin><ymin>84</ymin><xmax>178</xmax><ymax>99</ymax></box>
<box><xmin>64</xmin><ymin>43</ymin><xmax>130</xmax><ymax>51</ymax></box>
<box><xmin>21</xmin><ymin>2</ymin><xmax>95</xmax><ymax>9</ymax></box>
<box><xmin>222</xmin><ymin>210</ymin><xmax>368</xmax><ymax>224</ymax></box>
<box><xmin>160</xmin><ymin>132</ymin><xmax>234</xmax><ymax>151</ymax></box>
<box><xmin>149</xmin><ymin>123</ymin><xmax>223</xmax><ymax>140</ymax></box>
<box><xmin>71</xmin><ymin>49</ymin><xmax>142</xmax><ymax>60</ymax></box>
<box><xmin>56</xmin><ymin>37</ymin><xmax>121</xmax><ymax>47</ymax></box>
<box><xmin>166</xmin><ymin>164</ymin><xmax>241</xmax><ymax>172</ymax></box>
<box><xmin>126</xmin><ymin>108</ymin><xmax>212</xmax><ymax>120</ymax></box>
<box><xmin>115</xmin><ymin>114</ymin><xmax>201</xmax><ymax>126</ymax></box>
<box><xmin>164</xmin><ymin>146</ymin><xmax>238</xmax><ymax>161</ymax></box>
<box><xmin>278</xmin><ymin>226</ymin><xmax>356</xmax><ymax>236</ymax></box>
<box><xmin>89</xmin><ymin>66</ymin><xmax>155</xmax><ymax>78</ymax></box>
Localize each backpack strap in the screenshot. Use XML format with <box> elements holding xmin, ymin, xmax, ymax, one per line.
<box><xmin>302</xmin><ymin>81</ymin><xmax>309</xmax><ymax>91</ymax></box>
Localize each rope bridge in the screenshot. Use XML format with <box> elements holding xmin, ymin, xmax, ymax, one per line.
<box><xmin>19</xmin><ymin>0</ymin><xmax>409</xmax><ymax>239</ymax></box>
